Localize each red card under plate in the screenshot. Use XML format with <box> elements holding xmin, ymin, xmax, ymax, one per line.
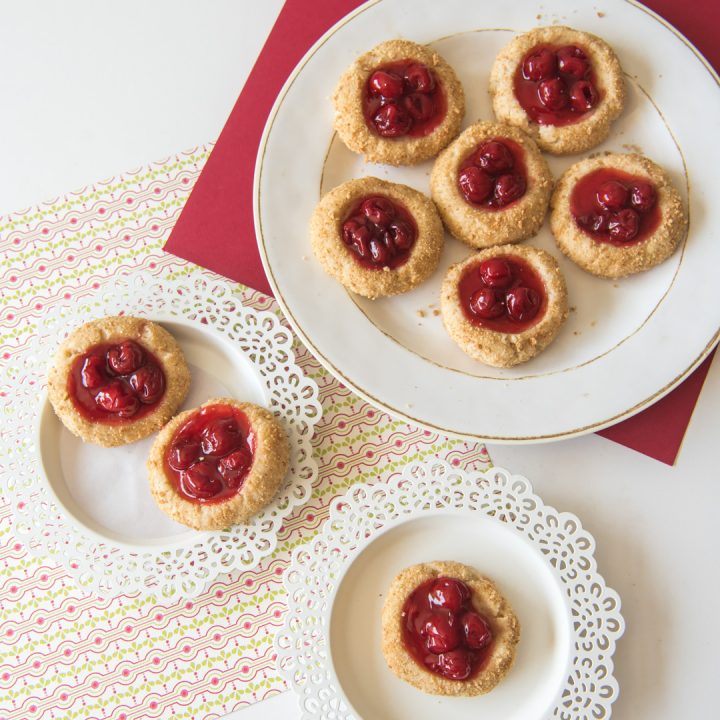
<box><xmin>164</xmin><ymin>0</ymin><xmax>718</xmax><ymax>465</ymax></box>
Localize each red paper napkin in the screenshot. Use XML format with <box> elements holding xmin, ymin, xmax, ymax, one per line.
<box><xmin>164</xmin><ymin>0</ymin><xmax>718</xmax><ymax>465</ymax></box>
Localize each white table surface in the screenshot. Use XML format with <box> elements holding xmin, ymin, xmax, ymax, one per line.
<box><xmin>2</xmin><ymin>3</ymin><xmax>718</xmax><ymax>719</ymax></box>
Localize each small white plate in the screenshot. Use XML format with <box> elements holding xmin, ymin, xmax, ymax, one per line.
<box><xmin>329</xmin><ymin>514</ymin><xmax>570</xmax><ymax>720</ymax></box>
<box><xmin>276</xmin><ymin>461</ymin><xmax>624</xmax><ymax>719</ymax></box>
<box><xmin>37</xmin><ymin>316</ymin><xmax>265</xmax><ymax>548</ymax></box>
<box><xmin>1</xmin><ymin>270</ymin><xmax>322</xmax><ymax>598</ymax></box>
<box><xmin>255</xmin><ymin>0</ymin><xmax>720</xmax><ymax>442</ymax></box>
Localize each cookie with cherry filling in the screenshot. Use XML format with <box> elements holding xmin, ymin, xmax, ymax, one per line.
<box><xmin>147</xmin><ymin>397</ymin><xmax>290</xmax><ymax>531</ymax></box>
<box><xmin>550</xmin><ymin>152</ymin><xmax>687</xmax><ymax>278</ymax></box>
<box><xmin>47</xmin><ymin>316</ymin><xmax>190</xmax><ymax>447</ymax></box>
<box><xmin>430</xmin><ymin>121</ymin><xmax>552</xmax><ymax>248</ymax></box>
<box><xmin>381</xmin><ymin>561</ymin><xmax>520</xmax><ymax>696</ymax></box>
<box><xmin>490</xmin><ymin>26</ymin><xmax>624</xmax><ymax>155</ymax></box>
<box><xmin>311</xmin><ymin>176</ymin><xmax>444</xmax><ymax>298</ymax></box>
<box><xmin>332</xmin><ymin>39</ymin><xmax>465</xmax><ymax>165</ymax></box>
<box><xmin>441</xmin><ymin>246</ymin><xmax>568</xmax><ymax>367</ymax></box>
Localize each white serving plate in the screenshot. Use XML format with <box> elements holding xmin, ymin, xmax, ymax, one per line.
<box><xmin>255</xmin><ymin>0</ymin><xmax>720</xmax><ymax>442</ymax></box>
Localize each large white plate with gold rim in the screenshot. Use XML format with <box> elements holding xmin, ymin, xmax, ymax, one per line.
<box><xmin>254</xmin><ymin>0</ymin><xmax>720</xmax><ymax>443</ymax></box>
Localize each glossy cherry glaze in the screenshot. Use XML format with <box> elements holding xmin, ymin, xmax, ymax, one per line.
<box><xmin>68</xmin><ymin>340</ymin><xmax>165</xmax><ymax>422</ymax></box>
<box><xmin>514</xmin><ymin>44</ymin><xmax>601</xmax><ymax>126</ymax></box>
<box><xmin>164</xmin><ymin>404</ymin><xmax>255</xmax><ymax>504</ymax></box>
<box><xmin>341</xmin><ymin>195</ymin><xmax>418</xmax><ymax>270</ymax></box>
<box><xmin>457</xmin><ymin>138</ymin><xmax>528</xmax><ymax>210</ymax></box>
<box><xmin>458</xmin><ymin>256</ymin><xmax>547</xmax><ymax>333</ymax></box>
<box><xmin>401</xmin><ymin>576</ymin><xmax>494</xmax><ymax>681</ymax></box>
<box><xmin>570</xmin><ymin>168</ymin><xmax>661</xmax><ymax>246</ymax></box>
<box><xmin>363</xmin><ymin>60</ymin><xmax>446</xmax><ymax>139</ymax></box>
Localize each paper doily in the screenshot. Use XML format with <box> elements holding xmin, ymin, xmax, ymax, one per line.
<box><xmin>276</xmin><ymin>460</ymin><xmax>624</xmax><ymax>719</ymax></box>
<box><xmin>0</xmin><ymin>269</ymin><xmax>321</xmax><ymax>598</ymax></box>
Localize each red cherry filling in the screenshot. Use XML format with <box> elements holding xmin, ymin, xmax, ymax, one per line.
<box><xmin>506</xmin><ymin>287</ymin><xmax>541</xmax><ymax>322</ymax></box>
<box><xmin>95</xmin><ymin>381</ymin><xmax>139</xmax><ymax>417</ymax></box>
<box><xmin>340</xmin><ymin>195</ymin><xmax>417</xmax><ymax>270</ymax></box>
<box><xmin>107</xmin><ymin>340</ymin><xmax>144</xmax><ymax>375</ymax></box>
<box><xmin>129</xmin><ymin>364</ymin><xmax>165</xmax><ymax>404</ymax></box>
<box><xmin>571</xmin><ymin>168</ymin><xmax>661</xmax><ymax>246</ymax></box>
<box><xmin>164</xmin><ymin>404</ymin><xmax>255</xmax><ymax>504</ymax></box>
<box><xmin>364</xmin><ymin>60</ymin><xmax>446</xmax><ymax>139</ymax></box>
<box><xmin>428</xmin><ymin>576</ymin><xmax>471</xmax><ymax>612</ymax></box>
<box><xmin>522</xmin><ymin>47</ymin><xmax>557</xmax><ymax>81</ymax></box>
<box><xmin>469</xmin><ymin>288</ymin><xmax>505</xmax><ymax>320</ymax></box>
<box><xmin>514</xmin><ymin>44</ymin><xmax>601</xmax><ymax>126</ymax></box>
<box><xmin>424</xmin><ymin>613</ymin><xmax>461</xmax><ymax>654</ymax></box>
<box><xmin>401</xmin><ymin>576</ymin><xmax>494</xmax><ymax>682</ymax></box>
<box><xmin>80</xmin><ymin>355</ymin><xmax>106</xmax><ymax>390</ymax></box>
<box><xmin>479</xmin><ymin>257</ymin><xmax>515</xmax><ymax>289</ymax></box>
<box><xmin>538</xmin><ymin>78</ymin><xmax>568</xmax><ymax>111</ymax></box>
<box><xmin>68</xmin><ymin>339</ymin><xmax>166</xmax><ymax>422</ymax></box>
<box><xmin>630</xmin><ymin>181</ymin><xmax>657</xmax><ymax>212</ymax></box>
<box><xmin>457</xmin><ymin>138</ymin><xmax>528</xmax><ymax>210</ymax></box>
<box><xmin>368</xmin><ymin>70</ymin><xmax>404</xmax><ymax>99</ymax></box>
<box><xmin>458</xmin><ymin>256</ymin><xmax>547</xmax><ymax>333</ymax></box>
<box><xmin>462</xmin><ymin>611</ymin><xmax>493</xmax><ymax>650</ymax></box>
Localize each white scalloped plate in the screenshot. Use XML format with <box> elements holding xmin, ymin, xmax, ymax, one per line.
<box><xmin>0</xmin><ymin>270</ymin><xmax>322</xmax><ymax>598</ymax></box>
<box><xmin>254</xmin><ymin>0</ymin><xmax>720</xmax><ymax>442</ymax></box>
<box><xmin>36</xmin><ymin>315</ymin><xmax>267</xmax><ymax>550</ymax></box>
<box><xmin>276</xmin><ymin>461</ymin><xmax>624</xmax><ymax>719</ymax></box>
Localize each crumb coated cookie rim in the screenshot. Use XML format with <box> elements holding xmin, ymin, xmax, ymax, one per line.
<box><xmin>47</xmin><ymin>315</ymin><xmax>190</xmax><ymax>447</ymax></box>
<box><xmin>550</xmin><ymin>152</ymin><xmax>688</xmax><ymax>278</ymax></box>
<box><xmin>441</xmin><ymin>246</ymin><xmax>569</xmax><ymax>368</ymax></box>
<box><xmin>147</xmin><ymin>397</ymin><xmax>290</xmax><ymax>531</ymax></box>
<box><xmin>430</xmin><ymin>121</ymin><xmax>553</xmax><ymax>249</ymax></box>
<box><xmin>332</xmin><ymin>39</ymin><xmax>465</xmax><ymax>166</ymax></box>
<box><xmin>381</xmin><ymin>560</ymin><xmax>520</xmax><ymax>696</ymax></box>
<box><xmin>489</xmin><ymin>26</ymin><xmax>625</xmax><ymax>155</ymax></box>
<box><xmin>310</xmin><ymin>176</ymin><xmax>444</xmax><ymax>299</ymax></box>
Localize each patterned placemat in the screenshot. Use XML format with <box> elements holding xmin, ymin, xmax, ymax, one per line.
<box><xmin>0</xmin><ymin>147</ymin><xmax>492</xmax><ymax>720</ymax></box>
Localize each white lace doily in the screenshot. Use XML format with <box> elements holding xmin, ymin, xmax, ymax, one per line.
<box><xmin>276</xmin><ymin>460</ymin><xmax>624</xmax><ymax>719</ymax></box>
<box><xmin>0</xmin><ymin>269</ymin><xmax>321</xmax><ymax>598</ymax></box>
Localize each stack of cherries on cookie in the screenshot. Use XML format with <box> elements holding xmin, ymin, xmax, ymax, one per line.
<box><xmin>311</xmin><ymin>29</ymin><xmax>687</xmax><ymax>368</ymax></box>
<box><xmin>48</xmin><ymin>316</ymin><xmax>289</xmax><ymax>531</ymax></box>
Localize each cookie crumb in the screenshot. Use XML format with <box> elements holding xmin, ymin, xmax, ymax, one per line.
<box><xmin>433</xmin><ymin>309</ymin><xmax>441</xmax><ymax>317</ymax></box>
<box><xmin>597</xmin><ymin>10</ymin><xmax>605</xmax><ymax>17</ymax></box>
<box><xmin>622</xmin><ymin>143</ymin><xmax>643</xmax><ymax>154</ymax></box>
<box><xmin>569</xmin><ymin>305</ymin><xmax>577</xmax><ymax>313</ymax></box>
<box><xmin>573</xmin><ymin>330</ymin><xmax>581</xmax><ymax>336</ymax></box>
<box><xmin>417</xmin><ymin>309</ymin><xmax>426</xmax><ymax>318</ymax></box>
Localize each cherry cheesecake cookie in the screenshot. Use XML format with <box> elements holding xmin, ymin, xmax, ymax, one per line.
<box><xmin>48</xmin><ymin>316</ymin><xmax>190</xmax><ymax>446</ymax></box>
<box><xmin>430</xmin><ymin>121</ymin><xmax>553</xmax><ymax>248</ymax></box>
<box><xmin>332</xmin><ymin>39</ymin><xmax>465</xmax><ymax>165</ymax></box>
<box><xmin>441</xmin><ymin>246</ymin><xmax>568</xmax><ymax>367</ymax></box>
<box><xmin>381</xmin><ymin>561</ymin><xmax>520</xmax><ymax>696</ymax></box>
<box><xmin>311</xmin><ymin>176</ymin><xmax>444</xmax><ymax>298</ymax></box>
<box><xmin>550</xmin><ymin>153</ymin><xmax>687</xmax><ymax>278</ymax></box>
<box><xmin>490</xmin><ymin>26</ymin><xmax>624</xmax><ymax>155</ymax></box>
<box><xmin>147</xmin><ymin>398</ymin><xmax>290</xmax><ymax>531</ymax></box>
